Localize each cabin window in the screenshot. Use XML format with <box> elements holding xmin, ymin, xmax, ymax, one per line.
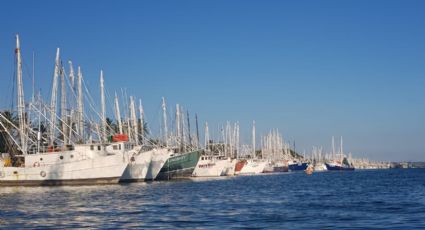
<box><xmin>70</xmin><ymin>155</ymin><xmax>74</xmax><ymax>158</ymax></box>
<box><xmin>90</xmin><ymin>145</ymin><xmax>94</xmax><ymax>150</ymax></box>
<box><xmin>113</xmin><ymin>145</ymin><xmax>118</xmax><ymax>150</ymax></box>
<box><xmin>119</xmin><ymin>144</ymin><xmax>121</xmax><ymax>150</ymax></box>
<box><xmin>98</xmin><ymin>146</ymin><xmax>101</xmax><ymax>151</ymax></box>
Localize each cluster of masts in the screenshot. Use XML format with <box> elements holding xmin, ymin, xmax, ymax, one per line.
<box><xmin>0</xmin><ymin>35</ymin><xmax>155</xmax><ymax>156</ymax></box>
<box><xmin>1</xmin><ymin>35</ymin><xmax>384</xmax><ymax>169</ymax></box>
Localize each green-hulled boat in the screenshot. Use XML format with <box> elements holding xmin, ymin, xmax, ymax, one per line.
<box><xmin>156</xmin><ymin>149</ymin><xmax>203</xmax><ymax>180</ymax></box>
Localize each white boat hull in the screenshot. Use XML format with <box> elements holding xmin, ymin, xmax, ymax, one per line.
<box><xmin>120</xmin><ymin>149</ymin><xmax>153</xmax><ymax>182</ymax></box>
<box><xmin>314</xmin><ymin>163</ymin><xmax>328</xmax><ymax>171</ymax></box>
<box><xmin>145</xmin><ymin>148</ymin><xmax>172</xmax><ymax>180</ymax></box>
<box><xmin>192</xmin><ymin>156</ymin><xmax>228</xmax><ymax>177</ymax></box>
<box><xmin>221</xmin><ymin>158</ymin><xmax>237</xmax><ymax>176</ymax></box>
<box><xmin>0</xmin><ymin>152</ymin><xmax>127</xmax><ymax>186</ymax></box>
<box><xmin>239</xmin><ymin>159</ymin><xmax>267</xmax><ymax>175</ymax></box>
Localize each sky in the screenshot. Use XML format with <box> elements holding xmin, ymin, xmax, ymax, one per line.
<box><xmin>0</xmin><ymin>0</ymin><xmax>424</xmax><ymax>161</ymax></box>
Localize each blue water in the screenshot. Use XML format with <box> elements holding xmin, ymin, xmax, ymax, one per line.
<box><xmin>1</xmin><ymin>169</ymin><xmax>425</xmax><ymax>229</ymax></box>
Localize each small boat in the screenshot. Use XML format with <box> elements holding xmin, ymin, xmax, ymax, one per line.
<box><xmin>305</xmin><ymin>164</ymin><xmax>314</xmax><ymax>175</ymax></box>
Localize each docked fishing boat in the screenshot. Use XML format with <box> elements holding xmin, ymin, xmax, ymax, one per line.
<box><xmin>192</xmin><ymin>155</ymin><xmax>228</xmax><ymax>177</ymax></box>
<box><xmin>234</xmin><ymin>159</ymin><xmax>246</xmax><ymax>175</ymax></box>
<box><xmin>222</xmin><ymin>158</ymin><xmax>237</xmax><ymax>176</ymax></box>
<box><xmin>325</xmin><ymin>161</ymin><xmax>355</xmax><ymax>171</ymax></box>
<box><xmin>325</xmin><ymin>137</ymin><xmax>355</xmax><ymax>171</ymax></box>
<box><xmin>239</xmin><ymin>159</ymin><xmax>267</xmax><ymax>175</ymax></box>
<box><xmin>156</xmin><ymin>149</ymin><xmax>203</xmax><ymax>180</ymax></box>
<box><xmin>288</xmin><ymin>160</ymin><xmax>309</xmax><ymax>171</ymax></box>
<box><xmin>145</xmin><ymin>148</ymin><xmax>172</xmax><ymax>180</ymax></box>
<box><xmin>0</xmin><ymin>35</ymin><xmax>130</xmax><ymax>186</ymax></box>
<box><xmin>313</xmin><ymin>162</ymin><xmax>328</xmax><ymax>172</ymax></box>
<box><xmin>0</xmin><ymin>144</ymin><xmax>128</xmax><ymax>186</ymax></box>
<box><xmin>119</xmin><ymin>143</ymin><xmax>151</xmax><ymax>182</ymax></box>
<box><xmin>314</xmin><ymin>162</ymin><xmax>328</xmax><ymax>172</ymax></box>
<box><xmin>263</xmin><ymin>161</ymin><xmax>288</xmax><ymax>173</ymax></box>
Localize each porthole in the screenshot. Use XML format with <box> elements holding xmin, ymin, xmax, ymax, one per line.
<box><xmin>40</xmin><ymin>158</ymin><xmax>43</xmax><ymax>161</ymax></box>
<box><xmin>60</xmin><ymin>156</ymin><xmax>64</xmax><ymax>160</ymax></box>
<box><xmin>70</xmin><ymin>155</ymin><xmax>74</xmax><ymax>158</ymax></box>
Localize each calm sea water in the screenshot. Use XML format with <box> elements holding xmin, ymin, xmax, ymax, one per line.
<box><xmin>1</xmin><ymin>169</ymin><xmax>425</xmax><ymax>229</ymax></box>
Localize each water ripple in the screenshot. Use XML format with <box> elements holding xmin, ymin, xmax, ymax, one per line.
<box><xmin>1</xmin><ymin>169</ymin><xmax>425</xmax><ymax>228</ymax></box>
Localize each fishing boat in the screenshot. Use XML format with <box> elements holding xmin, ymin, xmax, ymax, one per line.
<box><xmin>0</xmin><ymin>35</ymin><xmax>129</xmax><ymax>186</ymax></box>
<box><xmin>118</xmin><ymin>143</ymin><xmax>151</xmax><ymax>182</ymax></box>
<box><xmin>325</xmin><ymin>137</ymin><xmax>355</xmax><ymax>171</ymax></box>
<box><xmin>0</xmin><ymin>144</ymin><xmax>128</xmax><ymax>186</ymax></box>
<box><xmin>234</xmin><ymin>159</ymin><xmax>246</xmax><ymax>175</ymax></box>
<box><xmin>145</xmin><ymin>148</ymin><xmax>172</xmax><ymax>180</ymax></box>
<box><xmin>192</xmin><ymin>155</ymin><xmax>228</xmax><ymax>177</ymax></box>
<box><xmin>325</xmin><ymin>161</ymin><xmax>355</xmax><ymax>171</ymax></box>
<box><xmin>288</xmin><ymin>160</ymin><xmax>309</xmax><ymax>171</ymax></box>
<box><xmin>263</xmin><ymin>161</ymin><xmax>288</xmax><ymax>173</ymax></box>
<box><xmin>239</xmin><ymin>159</ymin><xmax>267</xmax><ymax>175</ymax></box>
<box><xmin>222</xmin><ymin>158</ymin><xmax>237</xmax><ymax>176</ymax></box>
<box><xmin>313</xmin><ymin>162</ymin><xmax>328</xmax><ymax>172</ymax></box>
<box><xmin>156</xmin><ymin>149</ymin><xmax>203</xmax><ymax>180</ymax></box>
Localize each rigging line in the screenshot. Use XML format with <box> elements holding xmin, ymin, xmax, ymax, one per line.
<box><xmin>32</xmin><ymin>103</ymin><xmax>78</xmax><ymax>145</ymax></box>
<box><xmin>0</xmin><ymin>119</ymin><xmax>23</xmax><ymax>153</ymax></box>
<box><xmin>80</xmin><ymin>77</ymin><xmax>104</xmax><ymax>126</ymax></box>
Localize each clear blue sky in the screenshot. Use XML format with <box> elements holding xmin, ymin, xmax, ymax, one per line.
<box><xmin>1</xmin><ymin>0</ymin><xmax>424</xmax><ymax>161</ymax></box>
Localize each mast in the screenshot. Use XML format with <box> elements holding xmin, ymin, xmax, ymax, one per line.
<box><xmin>332</xmin><ymin>136</ymin><xmax>335</xmax><ymax>159</ymax></box>
<box><xmin>100</xmin><ymin>70</ymin><xmax>106</xmax><ymax>143</ymax></box>
<box><xmin>180</xmin><ymin>105</ymin><xmax>185</xmax><ymax>152</ymax></box>
<box><xmin>186</xmin><ymin>110</ymin><xmax>192</xmax><ymax>146</ymax></box>
<box><xmin>67</xmin><ymin>61</ymin><xmax>76</xmax><ymax>142</ymax></box>
<box><xmin>50</xmin><ymin>48</ymin><xmax>60</xmax><ymax>146</ymax></box>
<box><xmin>138</xmin><ymin>99</ymin><xmax>144</xmax><ymax>142</ymax></box>
<box><xmin>195</xmin><ymin>113</ymin><xmax>200</xmax><ymax>149</ymax></box>
<box><xmin>176</xmin><ymin>104</ymin><xmax>180</xmax><ymax>148</ymax></box>
<box><xmin>130</xmin><ymin>96</ymin><xmax>138</xmax><ymax>144</ymax></box>
<box><xmin>60</xmin><ymin>63</ymin><xmax>68</xmax><ymax>145</ymax></box>
<box><xmin>15</xmin><ymin>34</ymin><xmax>27</xmax><ymax>154</ymax></box>
<box><xmin>68</xmin><ymin>61</ymin><xmax>75</xmax><ymax>90</ymax></box>
<box><xmin>114</xmin><ymin>92</ymin><xmax>123</xmax><ymax>134</ymax></box>
<box><xmin>32</xmin><ymin>51</ymin><xmax>35</xmax><ymax>102</ymax></box>
<box><xmin>77</xmin><ymin>66</ymin><xmax>84</xmax><ymax>141</ymax></box>
<box><xmin>204</xmin><ymin>122</ymin><xmax>209</xmax><ymax>151</ymax></box>
<box><xmin>235</xmin><ymin>121</ymin><xmax>240</xmax><ymax>156</ymax></box>
<box><xmin>162</xmin><ymin>97</ymin><xmax>168</xmax><ymax>147</ymax></box>
<box><xmin>252</xmin><ymin>120</ymin><xmax>256</xmax><ymax>158</ymax></box>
